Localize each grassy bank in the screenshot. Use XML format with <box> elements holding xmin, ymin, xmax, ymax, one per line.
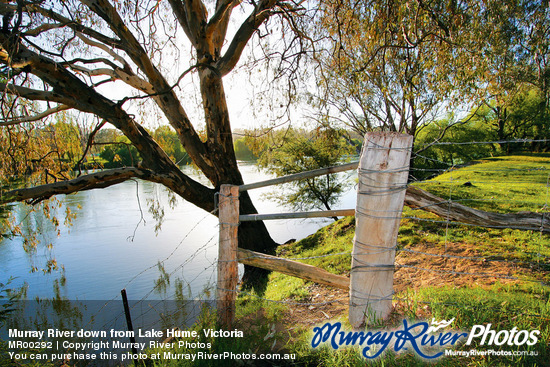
<box><xmin>149</xmin><ymin>155</ymin><xmax>550</xmax><ymax>366</ymax></box>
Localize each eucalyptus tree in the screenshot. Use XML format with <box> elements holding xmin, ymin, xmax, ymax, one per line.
<box><xmin>0</xmin><ymin>0</ymin><xmax>307</xmax><ymax>286</ymax></box>
<box><xmin>311</xmin><ymin>0</ymin><xmax>467</xmax><ymax>138</ymax></box>
<box><xmin>311</xmin><ymin>0</ymin><xmax>550</xmax><ymax>146</ymax></box>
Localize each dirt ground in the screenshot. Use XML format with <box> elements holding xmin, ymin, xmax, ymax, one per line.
<box><xmin>275</xmin><ymin>241</ymin><xmax>548</xmax><ymax>330</ymax></box>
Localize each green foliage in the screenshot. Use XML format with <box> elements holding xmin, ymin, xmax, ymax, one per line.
<box><xmin>0</xmin><ymin>113</ymin><xmax>83</xmax><ymax>181</ymax></box>
<box><xmin>99</xmin><ymin>135</ymin><xmax>140</xmax><ymax>168</ymax></box>
<box><xmin>258</xmin><ymin>128</ymin><xmax>354</xmax><ymax>212</ymax></box>
<box><xmin>48</xmin><ymin>117</ymin><xmax>83</xmax><ymax>166</ymax></box>
<box><xmin>413</xmin><ymin>87</ymin><xmax>550</xmax><ymax>180</ymax></box>
<box><xmin>152</xmin><ymin>126</ymin><xmax>191</xmax><ymax>165</ymax></box>
<box><xmin>413</xmin><ymin>112</ymin><xmax>500</xmax><ymax>179</ymax></box>
<box><xmin>97</xmin><ymin>126</ymin><xmax>192</xmax><ymax>168</ymax></box>
<box><xmin>491</xmin><ymin>87</ymin><xmax>550</xmax><ymax>152</ymax></box>
<box><xmin>233</xmin><ymin>137</ymin><xmax>258</xmax><ymax>161</ymax></box>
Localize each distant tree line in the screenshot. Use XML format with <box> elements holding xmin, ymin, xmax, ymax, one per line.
<box><xmin>0</xmin><ymin>115</ymin><xmax>195</xmax><ymax>180</ymax></box>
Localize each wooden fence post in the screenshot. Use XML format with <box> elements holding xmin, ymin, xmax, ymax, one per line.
<box><xmin>217</xmin><ymin>184</ymin><xmax>240</xmax><ymax>328</ymax></box>
<box><xmin>349</xmin><ymin>132</ymin><xmax>413</xmax><ymax>328</ymax></box>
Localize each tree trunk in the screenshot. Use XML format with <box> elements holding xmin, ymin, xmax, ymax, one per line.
<box><xmin>236</xmin><ymin>191</ymin><xmax>277</xmax><ymax>291</ymax></box>
<box><xmin>198</xmin><ymin>64</ymin><xmax>278</xmax><ymax>290</ymax></box>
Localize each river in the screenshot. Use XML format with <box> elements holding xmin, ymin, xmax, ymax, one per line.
<box><xmin>1</xmin><ymin>162</ymin><xmax>357</xmax><ymax>302</ymax></box>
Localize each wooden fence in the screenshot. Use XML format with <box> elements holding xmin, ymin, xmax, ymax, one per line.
<box><xmin>217</xmin><ymin>132</ymin><xmax>413</xmax><ymax>328</ymax></box>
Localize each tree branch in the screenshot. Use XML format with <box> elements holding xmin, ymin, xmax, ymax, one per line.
<box><xmin>0</xmin><ymin>104</ymin><xmax>70</xmax><ymax>126</ymax></box>
<box><xmin>167</xmin><ymin>0</ymin><xmax>208</xmax><ymax>49</ymax></box>
<box><xmin>0</xmin><ymin>167</ymin><xmax>148</xmax><ymax>205</ymax></box>
<box><xmin>75</xmin><ymin>33</ymin><xmax>130</xmax><ymax>70</ymax></box>
<box><xmin>0</xmin><ymin>82</ymin><xmax>68</xmax><ymax>104</ymax></box>
<box><xmin>207</xmin><ymin>0</ymin><xmax>235</xmax><ymax>35</ymax></box>
<box><xmin>23</xmin><ymin>23</ymin><xmax>64</xmax><ymax>37</ymax></box>
<box><xmin>206</xmin><ymin>0</ymin><xmax>240</xmax><ymax>49</ymax></box>
<box><xmin>61</xmin><ymin>56</ymin><xmax>119</xmax><ymax>70</ymax></box>
<box><xmin>405</xmin><ymin>186</ymin><xmax>550</xmax><ymax>232</ymax></box>
<box><xmin>216</xmin><ymin>0</ymin><xmax>278</xmax><ymax>76</ymax></box>
<box><xmin>1</xmin><ymin>164</ymin><xmax>217</xmax><ymax>213</ymax></box>
<box><xmin>23</xmin><ymin>3</ymin><xmax>125</xmax><ymax>50</ymax></box>
<box><xmin>69</xmin><ymin>64</ymin><xmax>155</xmax><ymax>94</ymax></box>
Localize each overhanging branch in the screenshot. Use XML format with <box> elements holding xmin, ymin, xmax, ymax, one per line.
<box><xmin>1</xmin><ymin>165</ymin><xmax>217</xmax><ymax>213</ymax></box>
<box><xmin>0</xmin><ymin>105</ymin><xmax>70</xmax><ymax>126</ymax></box>
<box><xmin>0</xmin><ymin>167</ymin><xmax>150</xmax><ymax>205</ymax></box>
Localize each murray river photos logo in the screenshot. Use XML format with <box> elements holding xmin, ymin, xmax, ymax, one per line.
<box><xmin>310</xmin><ymin>318</ymin><xmax>540</xmax><ymax>359</ymax></box>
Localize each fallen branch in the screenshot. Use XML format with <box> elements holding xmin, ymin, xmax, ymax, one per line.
<box><xmin>405</xmin><ymin>186</ymin><xmax>550</xmax><ymax>232</ymax></box>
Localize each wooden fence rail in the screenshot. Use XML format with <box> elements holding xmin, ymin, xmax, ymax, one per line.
<box><xmin>238</xmin><ymin>248</ymin><xmax>350</xmax><ymax>290</ymax></box>
<box><xmin>239</xmin><ymin>162</ymin><xmax>359</xmax><ymax>191</ymax></box>
<box><xmin>239</xmin><ymin>209</ymin><xmax>355</xmax><ymax>222</ymax></box>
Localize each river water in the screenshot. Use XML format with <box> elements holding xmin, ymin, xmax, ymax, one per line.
<box><xmin>1</xmin><ymin>162</ymin><xmax>357</xmax><ymax>302</ymax></box>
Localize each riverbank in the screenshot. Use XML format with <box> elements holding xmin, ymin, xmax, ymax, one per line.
<box><xmin>148</xmin><ymin>155</ymin><xmax>549</xmax><ymax>366</ymax></box>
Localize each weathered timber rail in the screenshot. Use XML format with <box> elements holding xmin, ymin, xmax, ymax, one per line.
<box><xmin>237</xmin><ymin>248</ymin><xmax>349</xmax><ymax>290</ymax></box>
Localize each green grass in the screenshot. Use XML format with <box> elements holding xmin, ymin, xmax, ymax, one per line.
<box><xmin>147</xmin><ymin>155</ymin><xmax>550</xmax><ymax>366</ymax></box>
<box><xmin>416</xmin><ymin>155</ymin><xmax>550</xmax><ymax>213</ymax></box>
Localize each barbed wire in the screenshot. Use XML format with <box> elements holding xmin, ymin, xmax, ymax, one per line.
<box><xmin>93</xmin><ymin>210</ymin><xmax>219</xmax><ymax>331</ymax></box>
<box><xmin>222</xmin><ymin>288</ymin><xmax>349</xmax><ymax>307</ymax></box>
<box><xmin>239</xmin><ymin>245</ymin><xmax>550</xmax><ymax>269</ymax></box>
<box><xmin>119</xmin><ymin>236</ymin><xmax>218</xmax><ymax>329</ymax></box>
<box><xmin>415</xmin><ymin>138</ymin><xmax>550</xmax><ymax>148</ymax></box>
<box><xmin>395</xmin><ymin>263</ymin><xmax>549</xmax><ymax>286</ymax></box>
<box><xmin>427</xmin><ymin>178</ymin><xmax>548</xmax><ymax>185</ymax></box>
<box><xmin>405</xmin><ymin>215</ymin><xmax>548</xmax><ymax>233</ymax></box>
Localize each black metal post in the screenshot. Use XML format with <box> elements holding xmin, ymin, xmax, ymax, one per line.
<box><xmin>121</xmin><ymin>289</ymin><xmax>139</xmax><ymax>362</ymax></box>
